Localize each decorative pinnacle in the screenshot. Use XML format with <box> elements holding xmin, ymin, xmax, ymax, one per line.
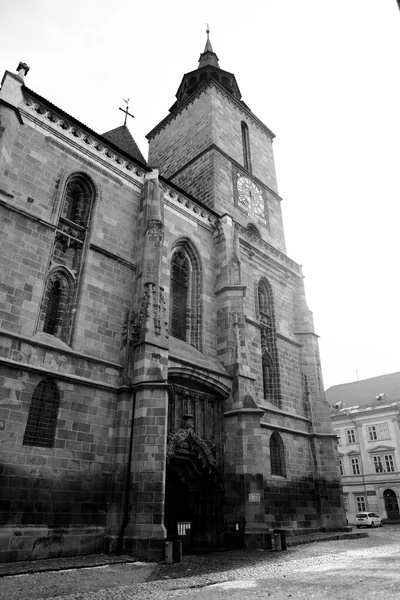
<box><xmin>199</xmin><ymin>24</ymin><xmax>219</xmax><ymax>68</ymax></box>
<box><xmin>204</xmin><ymin>23</ymin><xmax>213</xmax><ymax>54</ymax></box>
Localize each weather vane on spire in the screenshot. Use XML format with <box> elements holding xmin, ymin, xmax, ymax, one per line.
<box><xmin>206</xmin><ymin>23</ymin><xmax>210</xmax><ymax>35</ymax></box>
<box><xmin>119</xmin><ymin>98</ymin><xmax>134</xmax><ymax>127</ymax></box>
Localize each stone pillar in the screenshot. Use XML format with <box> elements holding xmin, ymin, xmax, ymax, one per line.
<box><xmin>214</xmin><ymin>215</ymin><xmax>268</xmax><ymax>546</ymax></box>
<box><xmin>119</xmin><ymin>170</ymin><xmax>170</xmax><ymax>560</ymax></box>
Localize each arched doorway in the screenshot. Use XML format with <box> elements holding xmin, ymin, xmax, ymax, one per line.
<box><xmin>165</xmin><ymin>454</ymin><xmax>223</xmax><ymax>549</ymax></box>
<box><xmin>165</xmin><ymin>416</ymin><xmax>223</xmax><ymax>550</ymax></box>
<box><xmin>384</xmin><ymin>489</ymin><xmax>400</xmax><ymax>520</ymax></box>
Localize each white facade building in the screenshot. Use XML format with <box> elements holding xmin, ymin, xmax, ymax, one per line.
<box><xmin>327</xmin><ymin>373</ymin><xmax>400</xmax><ymax>524</ymax></box>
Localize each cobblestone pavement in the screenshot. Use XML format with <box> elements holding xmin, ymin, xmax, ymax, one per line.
<box><xmin>2</xmin><ymin>529</ymin><xmax>400</xmax><ymax>600</ymax></box>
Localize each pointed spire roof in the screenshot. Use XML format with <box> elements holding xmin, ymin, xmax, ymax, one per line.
<box><xmin>102</xmin><ymin>124</ymin><xmax>146</xmax><ymax>165</ymax></box>
<box><xmin>169</xmin><ymin>27</ymin><xmax>241</xmax><ymax>112</ymax></box>
<box><xmin>198</xmin><ymin>26</ymin><xmax>220</xmax><ymax>69</ymax></box>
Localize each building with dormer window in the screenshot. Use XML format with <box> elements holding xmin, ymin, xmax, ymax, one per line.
<box><xmin>328</xmin><ymin>372</ymin><xmax>400</xmax><ymax>524</ymax></box>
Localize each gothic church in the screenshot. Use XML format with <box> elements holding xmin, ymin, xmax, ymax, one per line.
<box><xmin>0</xmin><ymin>32</ymin><xmax>345</xmax><ymax>561</ymax></box>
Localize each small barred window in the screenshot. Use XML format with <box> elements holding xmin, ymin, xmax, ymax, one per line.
<box><xmin>23</xmin><ymin>379</ymin><xmax>60</xmax><ymax>448</ymax></box>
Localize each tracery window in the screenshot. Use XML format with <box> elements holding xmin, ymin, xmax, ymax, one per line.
<box><xmin>61</xmin><ymin>177</ymin><xmax>92</xmax><ymax>227</ymax></box>
<box><xmin>41</xmin><ymin>270</ymin><xmax>73</xmax><ymax>341</ymax></box>
<box><xmin>169</xmin><ymin>241</ymin><xmax>202</xmax><ymax>349</ymax></box>
<box><xmin>270</xmin><ymin>431</ymin><xmax>286</xmax><ymax>477</ymax></box>
<box><xmin>247</xmin><ymin>223</ymin><xmax>260</xmax><ymax>238</ymax></box>
<box><xmin>23</xmin><ymin>379</ymin><xmax>60</xmax><ymax>448</ymax></box>
<box><xmin>257</xmin><ymin>278</ymin><xmax>279</xmax><ymax>405</ymax></box>
<box><xmin>38</xmin><ymin>173</ymin><xmax>95</xmax><ymax>344</ymax></box>
<box><xmin>262</xmin><ymin>350</ymin><xmax>274</xmax><ymax>402</ymax></box>
<box><xmin>170</xmin><ymin>250</ymin><xmax>189</xmax><ymax>342</ymax></box>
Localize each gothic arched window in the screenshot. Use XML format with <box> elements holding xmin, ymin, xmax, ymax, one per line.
<box><xmin>23</xmin><ymin>379</ymin><xmax>60</xmax><ymax>448</ymax></box>
<box><xmin>62</xmin><ymin>176</ymin><xmax>92</xmax><ymax>227</ymax></box>
<box><xmin>41</xmin><ymin>270</ymin><xmax>74</xmax><ymax>341</ymax></box>
<box><xmin>169</xmin><ymin>241</ymin><xmax>202</xmax><ymax>349</ymax></box>
<box><xmin>262</xmin><ymin>350</ymin><xmax>274</xmax><ymax>401</ymax></box>
<box><xmin>241</xmin><ymin>121</ymin><xmax>251</xmax><ymax>172</ymax></box>
<box><xmin>257</xmin><ymin>278</ymin><xmax>280</xmax><ymax>406</ymax></box>
<box><xmin>270</xmin><ymin>431</ymin><xmax>286</xmax><ymax>477</ymax></box>
<box><xmin>38</xmin><ymin>172</ymin><xmax>95</xmax><ymax>344</ymax></box>
<box><xmin>170</xmin><ymin>250</ymin><xmax>189</xmax><ymax>342</ymax></box>
<box><xmin>247</xmin><ymin>223</ymin><xmax>260</xmax><ymax>238</ymax></box>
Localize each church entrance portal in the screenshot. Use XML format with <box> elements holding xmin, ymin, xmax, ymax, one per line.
<box><xmin>165</xmin><ymin>383</ymin><xmax>224</xmax><ymax>550</ymax></box>
<box><xmin>384</xmin><ymin>489</ymin><xmax>400</xmax><ymax>520</ymax></box>
<box><xmin>165</xmin><ymin>460</ymin><xmax>223</xmax><ymax>550</ymax></box>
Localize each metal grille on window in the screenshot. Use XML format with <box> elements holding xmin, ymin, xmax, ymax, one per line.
<box><xmin>171</xmin><ymin>250</ymin><xmax>189</xmax><ymax>341</ymax></box>
<box><xmin>43</xmin><ymin>279</ymin><xmax>62</xmax><ymax>334</ymax></box>
<box><xmin>23</xmin><ymin>379</ymin><xmax>60</xmax><ymax>448</ymax></box>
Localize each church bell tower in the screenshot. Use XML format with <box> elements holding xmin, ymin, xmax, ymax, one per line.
<box><xmin>147</xmin><ymin>29</ymin><xmax>346</xmax><ymax>547</ymax></box>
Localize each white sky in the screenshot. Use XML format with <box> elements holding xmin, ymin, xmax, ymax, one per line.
<box><xmin>1</xmin><ymin>1</ymin><xmax>400</xmax><ymax>390</ymax></box>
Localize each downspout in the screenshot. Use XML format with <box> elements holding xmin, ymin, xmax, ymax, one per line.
<box><xmin>116</xmin><ymin>390</ymin><xmax>136</xmax><ymax>555</ymax></box>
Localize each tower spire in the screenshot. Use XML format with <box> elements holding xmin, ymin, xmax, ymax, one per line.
<box><xmin>199</xmin><ymin>24</ymin><xmax>220</xmax><ymax>69</ymax></box>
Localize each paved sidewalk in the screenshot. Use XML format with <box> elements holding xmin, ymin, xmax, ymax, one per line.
<box><xmin>0</xmin><ymin>530</ymin><xmax>367</xmax><ymax>580</ymax></box>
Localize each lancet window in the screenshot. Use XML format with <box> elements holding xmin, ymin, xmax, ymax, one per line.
<box><xmin>38</xmin><ymin>173</ymin><xmax>95</xmax><ymax>344</ymax></box>
<box><xmin>257</xmin><ymin>278</ymin><xmax>279</xmax><ymax>405</ymax></box>
<box><xmin>23</xmin><ymin>379</ymin><xmax>60</xmax><ymax>448</ymax></box>
<box><xmin>41</xmin><ymin>270</ymin><xmax>73</xmax><ymax>341</ymax></box>
<box><xmin>241</xmin><ymin>121</ymin><xmax>251</xmax><ymax>172</ymax></box>
<box><xmin>270</xmin><ymin>431</ymin><xmax>286</xmax><ymax>477</ymax></box>
<box><xmin>169</xmin><ymin>240</ymin><xmax>202</xmax><ymax>349</ymax></box>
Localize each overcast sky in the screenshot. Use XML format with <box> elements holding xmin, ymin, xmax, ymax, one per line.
<box><xmin>1</xmin><ymin>1</ymin><xmax>400</xmax><ymax>390</ymax></box>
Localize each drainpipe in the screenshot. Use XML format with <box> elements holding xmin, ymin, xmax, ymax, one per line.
<box><xmin>116</xmin><ymin>390</ymin><xmax>136</xmax><ymax>555</ymax></box>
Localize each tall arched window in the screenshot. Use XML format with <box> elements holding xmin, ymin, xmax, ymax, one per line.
<box><xmin>62</xmin><ymin>176</ymin><xmax>92</xmax><ymax>227</ymax></box>
<box><xmin>257</xmin><ymin>278</ymin><xmax>280</xmax><ymax>406</ymax></box>
<box><xmin>262</xmin><ymin>350</ymin><xmax>274</xmax><ymax>401</ymax></box>
<box><xmin>170</xmin><ymin>250</ymin><xmax>189</xmax><ymax>341</ymax></box>
<box><xmin>169</xmin><ymin>240</ymin><xmax>202</xmax><ymax>349</ymax></box>
<box><xmin>23</xmin><ymin>379</ymin><xmax>60</xmax><ymax>448</ymax></box>
<box><xmin>270</xmin><ymin>431</ymin><xmax>286</xmax><ymax>477</ymax></box>
<box><xmin>38</xmin><ymin>172</ymin><xmax>95</xmax><ymax>344</ymax></box>
<box><xmin>241</xmin><ymin>121</ymin><xmax>251</xmax><ymax>172</ymax></box>
<box><xmin>41</xmin><ymin>270</ymin><xmax>73</xmax><ymax>341</ymax></box>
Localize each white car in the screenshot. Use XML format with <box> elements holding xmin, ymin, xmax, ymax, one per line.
<box><xmin>355</xmin><ymin>512</ymin><xmax>383</xmax><ymax>528</ymax></box>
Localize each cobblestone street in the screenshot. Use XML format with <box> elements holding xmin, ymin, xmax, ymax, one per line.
<box><xmin>1</xmin><ymin>527</ymin><xmax>400</xmax><ymax>599</ymax></box>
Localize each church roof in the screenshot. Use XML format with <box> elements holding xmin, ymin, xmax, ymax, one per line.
<box><xmin>326</xmin><ymin>371</ymin><xmax>400</xmax><ymax>408</ymax></box>
<box><xmin>102</xmin><ymin>125</ymin><xmax>146</xmax><ymax>165</ymax></box>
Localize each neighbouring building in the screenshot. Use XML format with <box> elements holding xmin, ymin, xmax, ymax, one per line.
<box><xmin>0</xmin><ymin>31</ymin><xmax>346</xmax><ymax>562</ymax></box>
<box><xmin>327</xmin><ymin>372</ymin><xmax>400</xmax><ymax>524</ymax></box>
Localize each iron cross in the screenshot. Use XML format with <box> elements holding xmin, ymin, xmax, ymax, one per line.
<box><xmin>119</xmin><ymin>98</ymin><xmax>134</xmax><ymax>126</ymax></box>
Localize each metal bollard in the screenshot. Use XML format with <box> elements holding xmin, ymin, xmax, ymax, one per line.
<box><xmin>273</xmin><ymin>532</ymin><xmax>282</xmax><ymax>551</ymax></box>
<box><xmin>165</xmin><ymin>541</ymin><xmax>173</xmax><ymax>563</ymax></box>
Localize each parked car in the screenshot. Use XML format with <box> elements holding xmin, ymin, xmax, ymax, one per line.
<box><xmin>355</xmin><ymin>512</ymin><xmax>383</xmax><ymax>528</ymax></box>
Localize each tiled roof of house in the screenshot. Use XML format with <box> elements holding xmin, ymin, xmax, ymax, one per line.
<box><xmin>326</xmin><ymin>372</ymin><xmax>400</xmax><ymax>407</ymax></box>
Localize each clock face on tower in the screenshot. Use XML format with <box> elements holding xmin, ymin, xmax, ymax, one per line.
<box><xmin>237</xmin><ymin>175</ymin><xmax>265</xmax><ymax>220</ymax></box>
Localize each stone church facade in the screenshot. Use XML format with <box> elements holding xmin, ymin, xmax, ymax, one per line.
<box><xmin>0</xmin><ymin>34</ymin><xmax>345</xmax><ymax>562</ymax></box>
